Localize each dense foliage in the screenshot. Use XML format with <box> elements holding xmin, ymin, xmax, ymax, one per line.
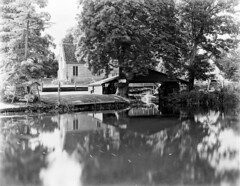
<box><xmin>0</xmin><ymin>0</ymin><xmax>55</xmax><ymax>88</ymax></box>
<box><xmin>164</xmin><ymin>82</ymin><xmax>240</xmax><ymax>109</ymax></box>
<box><xmin>75</xmin><ymin>0</ymin><xmax>240</xmax><ymax>92</ymax></box>
<box><xmin>215</xmin><ymin>48</ymin><xmax>240</xmax><ymax>80</ymax></box>
<box><xmin>75</xmin><ymin>0</ymin><xmax>180</xmax><ymax>77</ymax></box>
<box><xmin>177</xmin><ymin>0</ymin><xmax>240</xmax><ymax>89</ymax></box>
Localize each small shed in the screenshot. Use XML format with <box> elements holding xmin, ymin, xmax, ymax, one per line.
<box><xmin>10</xmin><ymin>81</ymin><xmax>41</xmax><ymax>103</ymax></box>
<box><xmin>88</xmin><ymin>75</ymin><xmax>118</xmax><ymax>94</ymax></box>
<box><xmin>22</xmin><ymin>81</ymin><xmax>41</xmax><ymax>101</ymax></box>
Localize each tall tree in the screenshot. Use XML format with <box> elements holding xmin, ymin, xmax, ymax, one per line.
<box><xmin>75</xmin><ymin>0</ymin><xmax>180</xmax><ymax>96</ymax></box>
<box><xmin>177</xmin><ymin>0</ymin><xmax>240</xmax><ymax>90</ymax></box>
<box><xmin>0</xmin><ymin>0</ymin><xmax>55</xmax><ymax>87</ymax></box>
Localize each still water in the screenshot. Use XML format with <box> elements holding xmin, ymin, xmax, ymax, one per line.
<box><xmin>0</xmin><ymin>105</ymin><xmax>239</xmax><ymax>186</ymax></box>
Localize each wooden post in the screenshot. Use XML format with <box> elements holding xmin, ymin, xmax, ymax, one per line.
<box><xmin>58</xmin><ymin>113</ymin><xmax>60</xmax><ymax>129</ymax></box>
<box><xmin>37</xmin><ymin>86</ymin><xmax>41</xmax><ymax>103</ymax></box>
<box><xmin>221</xmin><ymin>80</ymin><xmax>224</xmax><ymax>113</ymax></box>
<box><xmin>41</xmin><ymin>79</ymin><xmax>43</xmax><ymax>92</ymax></box>
<box><xmin>24</xmin><ymin>13</ymin><xmax>29</xmax><ymax>60</ymax></box>
<box><xmin>58</xmin><ymin>81</ymin><xmax>61</xmax><ymax>106</ymax></box>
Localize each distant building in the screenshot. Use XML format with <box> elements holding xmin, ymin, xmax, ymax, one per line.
<box><xmin>58</xmin><ymin>43</ymin><xmax>104</xmax><ymax>84</ymax></box>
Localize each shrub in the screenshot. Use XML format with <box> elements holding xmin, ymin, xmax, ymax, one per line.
<box><xmin>222</xmin><ymin>83</ymin><xmax>240</xmax><ymax>106</ymax></box>
<box><xmin>170</xmin><ymin>82</ymin><xmax>240</xmax><ymax>108</ymax></box>
<box><xmin>2</xmin><ymin>86</ymin><xmax>15</xmax><ymax>102</ymax></box>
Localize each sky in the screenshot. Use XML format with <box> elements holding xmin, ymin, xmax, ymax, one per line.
<box><xmin>44</xmin><ymin>0</ymin><xmax>79</xmax><ymax>54</ymax></box>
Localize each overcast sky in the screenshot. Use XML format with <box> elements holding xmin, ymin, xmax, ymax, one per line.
<box><xmin>44</xmin><ymin>0</ymin><xmax>79</xmax><ymax>54</ymax></box>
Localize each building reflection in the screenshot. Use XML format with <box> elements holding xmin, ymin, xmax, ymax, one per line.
<box><xmin>58</xmin><ymin>106</ymin><xmax>186</xmax><ymax>153</ymax></box>
<box><xmin>57</xmin><ymin>105</ymin><xmax>196</xmax><ymax>158</ymax></box>
<box><xmin>58</xmin><ymin>112</ymin><xmax>121</xmax><ymax>154</ymax></box>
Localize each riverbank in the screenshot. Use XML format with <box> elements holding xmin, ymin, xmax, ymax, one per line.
<box><xmin>0</xmin><ymin>92</ymin><xmax>130</xmax><ymax>114</ymax></box>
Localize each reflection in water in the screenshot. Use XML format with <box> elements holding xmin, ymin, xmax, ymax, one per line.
<box><xmin>0</xmin><ymin>107</ymin><xmax>239</xmax><ymax>186</ymax></box>
<box><xmin>0</xmin><ymin>114</ymin><xmax>83</xmax><ymax>186</ymax></box>
<box><xmin>35</xmin><ymin>117</ymin><xmax>83</xmax><ymax>186</ymax></box>
<box><xmin>197</xmin><ymin>113</ymin><xmax>240</xmax><ymax>177</ymax></box>
<box><xmin>40</xmin><ymin>150</ymin><xmax>82</xmax><ymax>186</ymax></box>
<box><xmin>194</xmin><ymin>110</ymin><xmax>221</xmax><ymax>125</ymax></box>
<box><xmin>38</xmin><ymin>128</ymin><xmax>83</xmax><ymax>186</ymax></box>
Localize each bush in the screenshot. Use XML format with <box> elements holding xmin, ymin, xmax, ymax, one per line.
<box><xmin>2</xmin><ymin>86</ymin><xmax>15</xmax><ymax>102</ymax></box>
<box><xmin>170</xmin><ymin>82</ymin><xmax>240</xmax><ymax>108</ymax></box>
<box><xmin>24</xmin><ymin>94</ymin><xmax>39</xmax><ymax>103</ymax></box>
<box><xmin>222</xmin><ymin>83</ymin><xmax>240</xmax><ymax>106</ymax></box>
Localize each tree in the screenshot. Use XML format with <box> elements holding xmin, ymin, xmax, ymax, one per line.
<box><xmin>62</xmin><ymin>28</ymin><xmax>75</xmax><ymax>44</ymax></box>
<box><xmin>215</xmin><ymin>47</ymin><xmax>240</xmax><ymax>81</ymax></box>
<box><xmin>0</xmin><ymin>0</ymin><xmax>55</xmax><ymax>88</ymax></box>
<box><xmin>75</xmin><ymin>0</ymin><xmax>180</xmax><ymax>96</ymax></box>
<box><xmin>41</xmin><ymin>53</ymin><xmax>59</xmax><ymax>78</ymax></box>
<box><xmin>177</xmin><ymin>0</ymin><xmax>240</xmax><ymax>90</ymax></box>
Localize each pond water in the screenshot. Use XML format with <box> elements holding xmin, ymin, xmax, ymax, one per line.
<box><xmin>0</xmin><ymin>105</ymin><xmax>239</xmax><ymax>186</ymax></box>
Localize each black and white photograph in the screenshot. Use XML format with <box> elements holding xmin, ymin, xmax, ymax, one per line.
<box><xmin>0</xmin><ymin>0</ymin><xmax>240</xmax><ymax>186</ymax></box>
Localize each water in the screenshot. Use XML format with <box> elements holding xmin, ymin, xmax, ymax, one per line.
<box><xmin>0</xmin><ymin>106</ymin><xmax>239</xmax><ymax>186</ymax></box>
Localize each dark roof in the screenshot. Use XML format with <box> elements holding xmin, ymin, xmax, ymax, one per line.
<box><xmin>176</xmin><ymin>78</ymin><xmax>188</xmax><ymax>84</ymax></box>
<box><xmin>129</xmin><ymin>69</ymin><xmax>168</xmax><ymax>83</ymax></box>
<box><xmin>87</xmin><ymin>69</ymin><xmax>188</xmax><ymax>86</ymax></box>
<box><xmin>129</xmin><ymin>69</ymin><xmax>188</xmax><ymax>84</ymax></box>
<box><xmin>62</xmin><ymin>43</ymin><xmax>84</xmax><ymax>64</ymax></box>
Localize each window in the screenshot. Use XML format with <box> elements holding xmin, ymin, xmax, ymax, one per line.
<box><xmin>73</xmin><ymin>119</ymin><xmax>78</xmax><ymax>130</ymax></box>
<box><xmin>73</xmin><ymin>66</ymin><xmax>78</xmax><ymax>76</ymax></box>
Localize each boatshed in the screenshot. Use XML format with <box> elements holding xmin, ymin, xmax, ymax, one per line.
<box><xmin>88</xmin><ymin>69</ymin><xmax>188</xmax><ymax>95</ymax></box>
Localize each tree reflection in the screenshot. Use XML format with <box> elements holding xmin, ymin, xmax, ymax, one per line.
<box><xmin>0</xmin><ymin>115</ymin><xmax>59</xmax><ymax>185</ymax></box>
<box><xmin>197</xmin><ymin>110</ymin><xmax>240</xmax><ymax>183</ymax></box>
<box><xmin>0</xmin><ymin>118</ymin><xmax>47</xmax><ymax>184</ymax></box>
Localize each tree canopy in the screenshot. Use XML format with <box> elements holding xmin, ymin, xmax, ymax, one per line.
<box><xmin>75</xmin><ymin>0</ymin><xmax>181</xmax><ymax>79</ymax></box>
<box><xmin>177</xmin><ymin>0</ymin><xmax>240</xmax><ymax>89</ymax></box>
<box><xmin>0</xmin><ymin>0</ymin><xmax>55</xmax><ymax>87</ymax></box>
<box><xmin>215</xmin><ymin>48</ymin><xmax>240</xmax><ymax>80</ymax></box>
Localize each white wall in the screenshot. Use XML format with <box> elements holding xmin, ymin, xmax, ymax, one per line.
<box><xmin>89</xmin><ymin>85</ymin><xmax>103</xmax><ymax>95</ymax></box>
<box><xmin>58</xmin><ymin>43</ymin><xmax>104</xmax><ymax>83</ymax></box>
<box><xmin>60</xmin><ymin>114</ymin><xmax>103</xmax><ymax>132</ymax></box>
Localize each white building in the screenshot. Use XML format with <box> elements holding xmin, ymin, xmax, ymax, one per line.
<box><xmin>58</xmin><ymin>42</ymin><xmax>103</xmax><ymax>84</ymax></box>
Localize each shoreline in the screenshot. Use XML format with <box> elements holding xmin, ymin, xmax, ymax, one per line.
<box><xmin>0</xmin><ymin>99</ymin><xmax>130</xmax><ymax>114</ymax></box>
